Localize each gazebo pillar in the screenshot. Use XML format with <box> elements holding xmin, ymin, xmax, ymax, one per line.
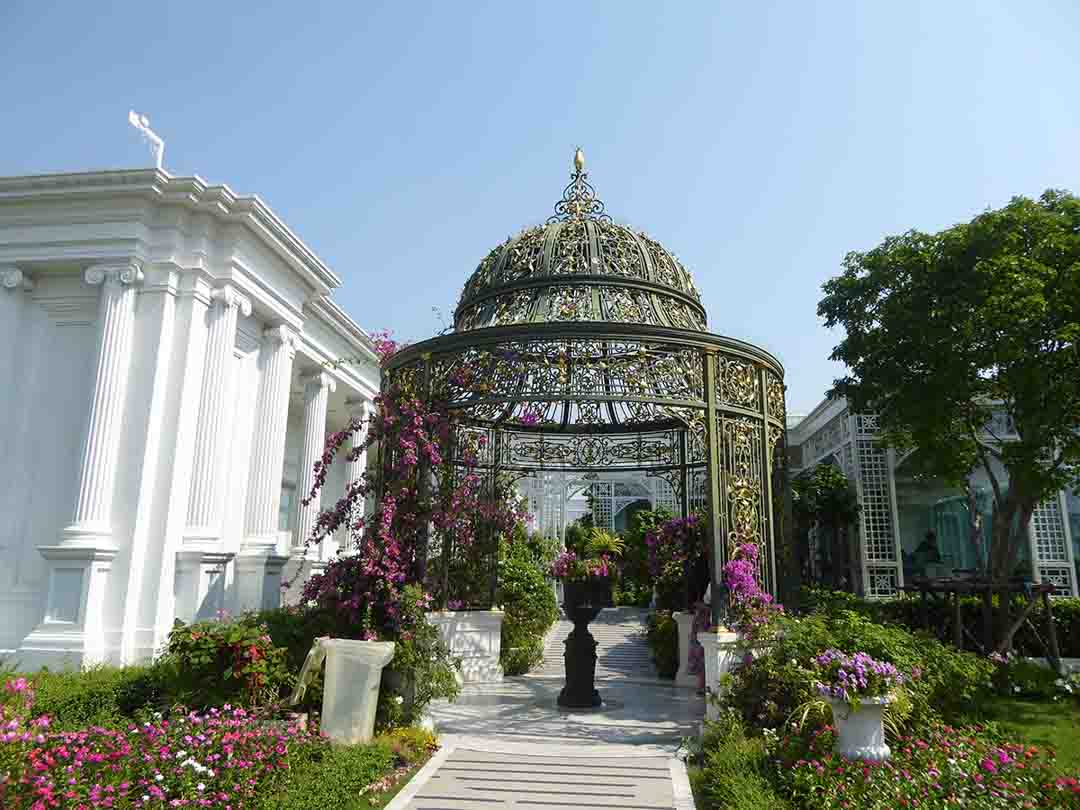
<box><xmin>702</xmin><ymin>349</ymin><xmax>728</xmax><ymax>629</ymax></box>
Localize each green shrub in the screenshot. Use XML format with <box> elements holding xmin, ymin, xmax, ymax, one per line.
<box><xmin>992</xmin><ymin>656</ymin><xmax>1067</xmax><ymax>700</ymax></box>
<box><xmin>376</xmin><ymin>585</ymin><xmax>461</xmax><ymax>729</ymax></box>
<box><xmin>5</xmin><ymin>665</ymin><xmax>163</xmax><ymax>729</ymax></box>
<box><xmin>801</xmin><ymin>586</ymin><xmax>1080</xmax><ymax>659</ymax></box>
<box><xmin>373</xmin><ymin>726</ymin><xmax>440</xmax><ymax>765</ymax></box>
<box><xmin>498</xmin><ymin>537</ymin><xmax>559</xmax><ymax>676</ymax></box>
<box><xmin>255</xmin><ymin>738</ymin><xmax>397</xmax><ymax>810</ymax></box>
<box><xmin>727</xmin><ymin>611</ymin><xmax>994</xmax><ymax>731</ymax></box>
<box><xmin>157</xmin><ymin>613</ymin><xmax>292</xmax><ymax>709</ymax></box>
<box><xmin>691</xmin><ymin>708</ymin><xmax>789</xmax><ymax>810</ymax></box>
<box><xmin>645</xmin><ymin>610</ymin><xmax>679</xmax><ymax>679</ymax></box>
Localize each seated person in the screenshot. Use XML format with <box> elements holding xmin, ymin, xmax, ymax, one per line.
<box><xmin>912</xmin><ymin>530</ymin><xmax>943</xmax><ymax>576</ymax></box>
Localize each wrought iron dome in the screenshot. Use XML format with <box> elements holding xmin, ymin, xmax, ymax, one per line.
<box><xmin>454</xmin><ymin>149</ymin><xmax>707</xmax><ymax>332</ymax></box>
<box><xmin>382</xmin><ymin>150</ymin><xmax>791</xmax><ymax>601</ymax></box>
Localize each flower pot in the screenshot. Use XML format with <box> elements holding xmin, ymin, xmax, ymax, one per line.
<box><xmin>320</xmin><ymin>639</ymin><xmax>396</xmax><ymax>745</ymax></box>
<box><xmin>827</xmin><ymin>696</ymin><xmax>892</xmax><ymax>762</ymax></box>
<box><xmin>558</xmin><ymin>577</ymin><xmax>611</xmax><ymax>709</ymax></box>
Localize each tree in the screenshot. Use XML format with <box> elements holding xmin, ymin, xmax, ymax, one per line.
<box><xmin>792</xmin><ymin>463</ymin><xmax>860</xmax><ymax>592</ymax></box>
<box><xmin>818</xmin><ymin>190</ymin><xmax>1080</xmax><ymax>646</ymax></box>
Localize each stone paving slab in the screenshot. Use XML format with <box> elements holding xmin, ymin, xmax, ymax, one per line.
<box><xmin>403</xmin><ymin>749</ymin><xmax>676</xmax><ymax>810</ymax></box>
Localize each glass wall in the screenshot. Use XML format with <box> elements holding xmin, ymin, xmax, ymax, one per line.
<box><xmin>893</xmin><ymin>453</ymin><xmax>1031</xmax><ymax>580</ymax></box>
<box><xmin>1067</xmin><ymin>489</ymin><xmax>1080</xmax><ymax>586</ymax></box>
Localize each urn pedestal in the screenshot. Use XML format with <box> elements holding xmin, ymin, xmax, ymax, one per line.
<box><xmin>558</xmin><ymin>578</ymin><xmax>610</xmax><ymax>709</ymax></box>
<box><xmin>828</xmin><ymin>696</ymin><xmax>892</xmax><ymax>762</ymax></box>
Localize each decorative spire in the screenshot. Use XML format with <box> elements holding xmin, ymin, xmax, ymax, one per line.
<box><xmin>548</xmin><ymin>148</ymin><xmax>611</xmax><ymax>224</ymax></box>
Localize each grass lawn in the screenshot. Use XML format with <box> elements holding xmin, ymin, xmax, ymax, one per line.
<box><xmin>975</xmin><ymin>696</ymin><xmax>1080</xmax><ymax>773</ymax></box>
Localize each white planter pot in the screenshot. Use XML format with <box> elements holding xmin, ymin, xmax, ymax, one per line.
<box><xmin>696</xmin><ymin>630</ymin><xmax>739</xmax><ymax>721</ymax></box>
<box><xmin>427</xmin><ymin>609</ymin><xmax>504</xmax><ymax>684</ymax></box>
<box><xmin>321</xmin><ymin>639</ymin><xmax>396</xmax><ymax>745</ymax></box>
<box><xmin>673</xmin><ymin>612</ymin><xmax>696</xmax><ymax>686</ymax></box>
<box><xmin>827</xmin><ymin>696</ymin><xmax>892</xmax><ymax>762</ymax></box>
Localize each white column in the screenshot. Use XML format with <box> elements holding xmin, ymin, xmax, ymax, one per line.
<box><xmin>345</xmin><ymin>398</ymin><xmax>369</xmax><ymax>492</ymax></box>
<box><xmin>185</xmin><ymin>285</ymin><xmax>251</xmax><ymax>543</ymax></box>
<box><xmin>294</xmin><ymin>371</ymin><xmax>336</xmax><ymax>556</ymax></box>
<box><xmin>64</xmin><ymin>262</ymin><xmax>144</xmax><ymax>545</ymax></box>
<box><xmin>20</xmin><ymin>263</ymin><xmax>142</xmax><ymax>669</ymax></box>
<box><xmin>242</xmin><ymin>325</ymin><xmax>297</xmax><ymax>549</ymax></box>
<box><xmin>235</xmin><ymin>325</ymin><xmax>296</xmax><ymax>613</ymax></box>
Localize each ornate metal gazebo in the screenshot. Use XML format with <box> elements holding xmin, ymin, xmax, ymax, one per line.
<box><xmin>383</xmin><ymin>151</ymin><xmax>790</xmax><ymax>621</ymax></box>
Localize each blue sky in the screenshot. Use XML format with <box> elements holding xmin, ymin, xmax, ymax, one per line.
<box><xmin>3</xmin><ymin>1</ymin><xmax>1078</xmax><ymax>414</ymax></box>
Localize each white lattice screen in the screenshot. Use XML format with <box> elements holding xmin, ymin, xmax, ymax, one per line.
<box><xmin>590</xmin><ymin>482</ymin><xmax>614</xmax><ymax>531</ymax></box>
<box><xmin>1031</xmin><ymin>496</ymin><xmax>1077</xmax><ymax>596</ymax></box>
<box><xmin>856</xmin><ymin>438</ymin><xmax>902</xmax><ymax>597</ymax></box>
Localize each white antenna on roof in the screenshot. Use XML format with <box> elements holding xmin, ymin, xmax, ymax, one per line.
<box><xmin>128</xmin><ymin>110</ymin><xmax>164</xmax><ymax>169</ymax></box>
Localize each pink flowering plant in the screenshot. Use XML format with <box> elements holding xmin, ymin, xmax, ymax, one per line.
<box><xmin>722</xmin><ymin>541</ymin><xmax>783</xmax><ymax>644</ymax></box>
<box><xmin>811</xmin><ymin>649</ymin><xmax>904</xmax><ymax>710</ymax></box>
<box><xmin>549</xmin><ymin>549</ymin><xmax>615</xmax><ymax>582</ymax></box>
<box><xmin>777</xmin><ymin>721</ymin><xmax>1080</xmax><ymax>809</ymax></box>
<box><xmin>645</xmin><ymin>514</ymin><xmax>704</xmax><ymax>609</ymax></box>
<box><xmin>0</xmin><ymin>679</ymin><xmax>319</xmax><ymax>809</ymax></box>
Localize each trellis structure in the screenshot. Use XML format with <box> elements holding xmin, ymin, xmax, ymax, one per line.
<box><xmin>381</xmin><ymin>151</ymin><xmax>791</xmax><ymax>619</ymax></box>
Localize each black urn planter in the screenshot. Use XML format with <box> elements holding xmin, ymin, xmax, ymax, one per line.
<box><xmin>558</xmin><ymin>577</ymin><xmax>611</xmax><ymax>709</ymax></box>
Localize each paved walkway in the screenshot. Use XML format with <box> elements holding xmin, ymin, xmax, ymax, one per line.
<box><xmin>387</xmin><ymin>609</ymin><xmax>701</xmax><ymax>810</ymax></box>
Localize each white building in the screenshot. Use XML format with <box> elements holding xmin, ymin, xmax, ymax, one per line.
<box><xmin>0</xmin><ymin>168</ymin><xmax>381</xmax><ymax>669</ymax></box>
<box><xmin>788</xmin><ymin>397</ymin><xmax>1080</xmax><ymax>599</ymax></box>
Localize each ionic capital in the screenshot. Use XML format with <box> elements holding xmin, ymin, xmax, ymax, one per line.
<box><xmin>346</xmin><ymin>397</ymin><xmax>369</xmax><ymax>418</ymax></box>
<box><xmin>302</xmin><ymin>371</ymin><xmax>337</xmax><ymax>393</ymax></box>
<box><xmin>211</xmin><ymin>284</ymin><xmax>253</xmax><ymax>317</ymax></box>
<box><xmin>85</xmin><ymin>262</ymin><xmax>144</xmax><ymax>287</ymax></box>
<box><xmin>0</xmin><ymin>266</ymin><xmax>33</xmax><ymax>292</ymax></box>
<box><xmin>262</xmin><ymin>324</ymin><xmax>296</xmax><ymax>350</ymax></box>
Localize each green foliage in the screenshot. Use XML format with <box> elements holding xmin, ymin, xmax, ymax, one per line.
<box><xmin>3</xmin><ymin>666</ymin><xmax>163</xmax><ymax>729</ymax></box>
<box><xmin>377</xmin><ymin>584</ymin><xmax>461</xmax><ymax>729</ymax></box>
<box><xmin>792</xmin><ymin>464</ymin><xmax>860</xmax><ymax>589</ymax></box>
<box><xmin>158</xmin><ymin>614</ymin><xmax>291</xmax><ymax>709</ymax></box>
<box><xmin>818</xmin><ymin>189</ymin><xmax>1080</xmax><ymax>580</ymax></box>
<box><xmin>563</xmin><ymin>519</ymin><xmax>590</xmax><ymax>555</ymax></box>
<box><xmin>585</xmin><ymin>527</ymin><xmax>625</xmax><ymax>558</ymax></box>
<box><xmin>727</xmin><ymin>611</ymin><xmax>994</xmax><ymax>731</ymax></box>
<box><xmin>255</xmin><ymin>738</ymin><xmax>397</xmax><ymax>810</ymax></box>
<box><xmin>690</xmin><ymin>708</ymin><xmax>789</xmax><ymax>810</ymax></box>
<box><xmin>616</xmin><ymin>508</ymin><xmax>672</xmax><ymax>607</ymax></box>
<box><xmin>645</xmin><ymin>610</ymin><xmax>679</xmax><ymax>679</ymax></box>
<box><xmin>992</xmin><ymin>657</ymin><xmax>1067</xmax><ymax>700</ymax></box>
<box><xmin>801</xmin><ymin>586</ymin><xmax>1080</xmax><ymax>658</ymax></box>
<box><xmin>498</xmin><ymin>535</ymin><xmax>560</xmax><ymax>675</ymax></box>
<box><xmin>373</xmin><ymin>726</ymin><xmax>440</xmax><ymax>765</ymax></box>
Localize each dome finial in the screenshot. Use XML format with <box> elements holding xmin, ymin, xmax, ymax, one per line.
<box><xmin>548</xmin><ymin>149</ymin><xmax>610</xmax><ymax>224</ymax></box>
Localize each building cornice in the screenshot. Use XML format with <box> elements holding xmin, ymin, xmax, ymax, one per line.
<box><xmin>308</xmin><ymin>296</ymin><xmax>378</xmax><ymax>363</ymax></box>
<box><xmin>0</xmin><ymin>169</ymin><xmax>340</xmax><ymax>296</ymax></box>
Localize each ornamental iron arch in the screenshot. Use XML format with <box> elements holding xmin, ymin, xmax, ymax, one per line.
<box><xmin>381</xmin><ymin>151</ymin><xmax>790</xmax><ymax>622</ymax></box>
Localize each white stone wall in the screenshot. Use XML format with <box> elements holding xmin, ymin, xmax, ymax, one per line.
<box><xmin>0</xmin><ymin>169</ymin><xmax>381</xmax><ymax>668</ymax></box>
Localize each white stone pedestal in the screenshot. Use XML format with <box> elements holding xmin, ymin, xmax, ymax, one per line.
<box><xmin>697</xmin><ymin>629</ymin><xmax>739</xmax><ymax>722</ymax></box>
<box><xmin>234</xmin><ymin>551</ymin><xmax>289</xmax><ymax>613</ymax></box>
<box><xmin>828</xmin><ymin>696</ymin><xmax>892</xmax><ymax>761</ymax></box>
<box><xmin>673</xmin><ymin>612</ymin><xmax>696</xmax><ymax>686</ymax></box>
<box><xmin>321</xmin><ymin>639</ymin><xmax>396</xmax><ymax>745</ymax></box>
<box><xmin>17</xmin><ymin>545</ymin><xmax>118</xmax><ymax>669</ymax></box>
<box><xmin>427</xmin><ymin>609</ymin><xmax>504</xmax><ymax>684</ymax></box>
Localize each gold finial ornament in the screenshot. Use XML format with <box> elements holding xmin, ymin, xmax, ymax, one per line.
<box><xmin>574</xmin><ymin>147</ymin><xmax>585</xmax><ymax>173</ymax></box>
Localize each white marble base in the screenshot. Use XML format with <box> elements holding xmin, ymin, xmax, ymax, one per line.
<box><xmin>697</xmin><ymin>629</ymin><xmax>739</xmax><ymax>723</ymax></box>
<box><xmin>17</xmin><ymin>544</ymin><xmax>118</xmax><ymax>670</ymax></box>
<box><xmin>427</xmin><ymin>609</ymin><xmax>504</xmax><ymax>684</ymax></box>
<box><xmin>673</xmin><ymin>612</ymin><xmax>695</xmax><ymax>686</ymax></box>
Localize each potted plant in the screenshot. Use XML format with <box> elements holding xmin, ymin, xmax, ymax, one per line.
<box><xmin>550</xmin><ymin>530</ymin><xmax>621</xmax><ymax>708</ymax></box>
<box><xmin>812</xmin><ymin>649</ymin><xmax>905</xmax><ymax>762</ymax></box>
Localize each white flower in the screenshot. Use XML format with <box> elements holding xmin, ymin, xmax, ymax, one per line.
<box><xmin>1013</xmin><ymin>685</ymin><xmax>1021</xmax><ymax>693</ymax></box>
<box><xmin>197</xmin><ymin>783</ymin><xmax>205</xmax><ymax>792</ymax></box>
<box><xmin>176</xmin><ymin>750</ymin><xmax>188</xmax><ymax>759</ymax></box>
<box><xmin>142</xmin><ymin>796</ymin><xmax>149</xmax><ymax>802</ymax></box>
<box><xmin>394</xmin><ymin>695</ymin><xmax>404</xmax><ymax>705</ymax></box>
<box><xmin>155</xmin><ymin>774</ymin><xmax>164</xmax><ymax>782</ymax></box>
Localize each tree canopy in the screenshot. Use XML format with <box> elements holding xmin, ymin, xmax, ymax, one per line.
<box><xmin>818</xmin><ymin>189</ymin><xmax>1080</xmax><ymax>579</ymax></box>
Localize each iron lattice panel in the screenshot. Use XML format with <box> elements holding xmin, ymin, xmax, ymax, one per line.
<box><xmin>1032</xmin><ymin>498</ymin><xmax>1069</xmax><ymax>562</ymax></box>
<box><xmin>866</xmin><ymin>566</ymin><xmax>900</xmax><ymax>599</ymax></box>
<box><xmin>857</xmin><ymin>440</ymin><xmax>897</xmax><ymax>564</ymax></box>
<box><xmin>1037</xmin><ymin>566</ymin><xmax>1075</xmax><ymax>597</ymax></box>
